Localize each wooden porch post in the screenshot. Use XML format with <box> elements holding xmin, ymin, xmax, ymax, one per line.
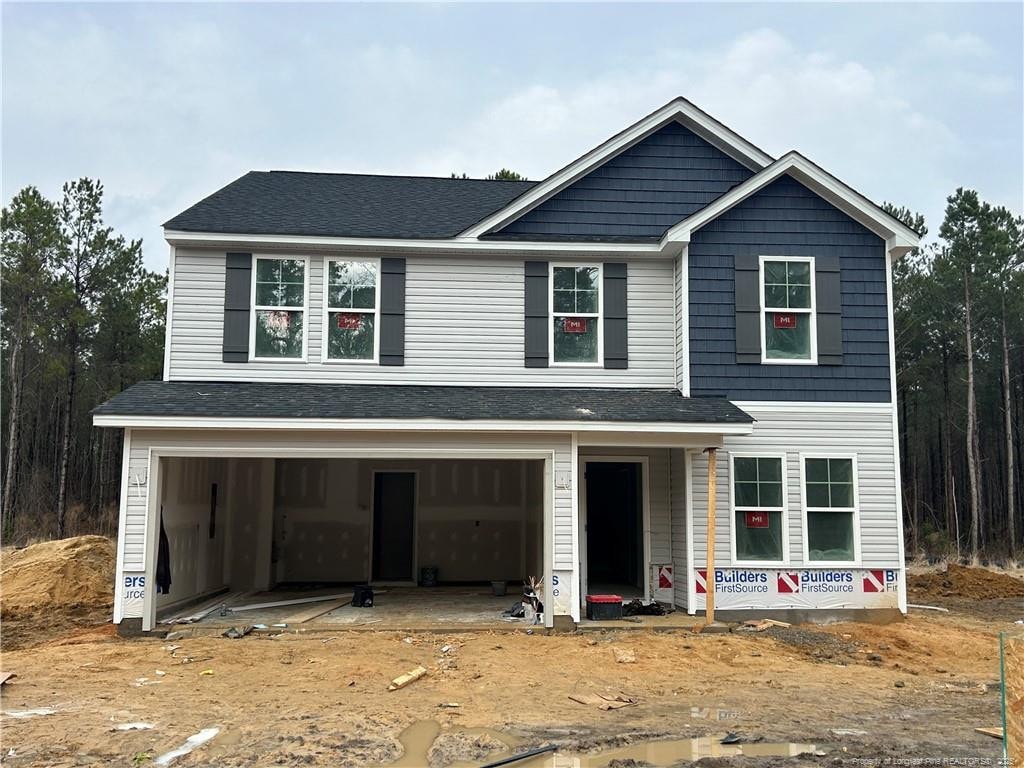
<box><xmin>704</xmin><ymin>447</ymin><xmax>717</xmax><ymax>625</ymax></box>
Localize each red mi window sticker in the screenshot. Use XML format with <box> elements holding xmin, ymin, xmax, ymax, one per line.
<box><xmin>337</xmin><ymin>313</ymin><xmax>362</xmax><ymax>330</ymax></box>
<box><xmin>773</xmin><ymin>313</ymin><xmax>797</xmax><ymax>330</ymax></box>
<box><xmin>745</xmin><ymin>511</ymin><xmax>770</xmax><ymax>528</ymax></box>
<box><xmin>563</xmin><ymin>317</ymin><xmax>587</xmax><ymax>334</ymax></box>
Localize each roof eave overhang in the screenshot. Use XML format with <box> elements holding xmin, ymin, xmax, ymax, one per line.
<box><xmin>457</xmin><ymin>97</ymin><xmax>775</xmax><ymax>239</ymax></box>
<box><xmin>163</xmin><ymin>228</ymin><xmax>683</xmax><ymax>257</ymax></box>
<box><xmin>93</xmin><ymin>413</ymin><xmax>754</xmax><ymax>436</ymax></box>
<box><xmin>659</xmin><ymin>152</ymin><xmax>922</xmax><ymax>259</ymax></box>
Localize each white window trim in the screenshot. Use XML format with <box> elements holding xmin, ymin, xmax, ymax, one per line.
<box><xmin>321</xmin><ymin>256</ymin><xmax>381</xmax><ymax>364</ymax></box>
<box><xmin>799</xmin><ymin>453</ymin><xmax>862</xmax><ymax>566</ymax></box>
<box><xmin>728</xmin><ymin>451</ymin><xmax>790</xmax><ymax>567</ymax></box>
<box><xmin>549</xmin><ymin>261</ymin><xmax>603</xmax><ymax>367</ymax></box>
<box><xmin>249</xmin><ymin>254</ymin><xmax>310</xmax><ymax>363</ymax></box>
<box><xmin>759</xmin><ymin>254</ymin><xmax>817</xmax><ymax>365</ymax></box>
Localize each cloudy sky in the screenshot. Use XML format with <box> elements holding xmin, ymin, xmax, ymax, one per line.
<box><xmin>3</xmin><ymin>2</ymin><xmax>1021</xmax><ymax>269</ymax></box>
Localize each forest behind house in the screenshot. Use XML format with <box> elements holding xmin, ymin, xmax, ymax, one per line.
<box><xmin>0</xmin><ymin>180</ymin><xmax>1021</xmax><ymax>561</ymax></box>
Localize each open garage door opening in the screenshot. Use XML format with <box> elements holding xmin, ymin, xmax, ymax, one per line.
<box><xmin>153</xmin><ymin>456</ymin><xmax>546</xmax><ymax>629</ymax></box>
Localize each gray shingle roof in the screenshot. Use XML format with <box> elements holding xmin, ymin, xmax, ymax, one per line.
<box><xmin>94</xmin><ymin>381</ymin><xmax>753</xmax><ymax>425</ymax></box>
<box><xmin>163</xmin><ymin>171</ymin><xmax>536</xmax><ymax>239</ymax></box>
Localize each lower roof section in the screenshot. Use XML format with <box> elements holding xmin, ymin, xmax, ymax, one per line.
<box><xmin>92</xmin><ymin>381</ymin><xmax>753</xmax><ymax>433</ymax></box>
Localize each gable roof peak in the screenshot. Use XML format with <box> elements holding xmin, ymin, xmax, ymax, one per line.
<box><xmin>459</xmin><ymin>97</ymin><xmax>775</xmax><ymax>238</ymax></box>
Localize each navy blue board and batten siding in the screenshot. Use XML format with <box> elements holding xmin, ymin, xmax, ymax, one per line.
<box><xmin>487</xmin><ymin>122</ymin><xmax>755</xmax><ymax>241</ymax></box>
<box><xmin>689</xmin><ymin>175</ymin><xmax>892</xmax><ymax>402</ymax></box>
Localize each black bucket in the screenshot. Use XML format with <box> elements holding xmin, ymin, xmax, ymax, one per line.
<box><xmin>420</xmin><ymin>566</ymin><xmax>438</xmax><ymax>587</ymax></box>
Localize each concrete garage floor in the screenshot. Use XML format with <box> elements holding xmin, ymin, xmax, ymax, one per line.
<box><xmin>158</xmin><ymin>587</ymin><xmax>703</xmax><ymax>635</ymax></box>
<box><xmin>162</xmin><ymin>587</ymin><xmax>537</xmax><ymax>634</ymax></box>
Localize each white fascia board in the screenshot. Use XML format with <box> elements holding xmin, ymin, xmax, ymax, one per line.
<box><xmin>163</xmin><ymin>229</ymin><xmax>673</xmax><ymax>257</ymax></box>
<box><xmin>92</xmin><ymin>413</ymin><xmax>754</xmax><ymax>436</ymax></box>
<box><xmin>458</xmin><ymin>97</ymin><xmax>774</xmax><ymax>239</ymax></box>
<box><xmin>662</xmin><ymin>152</ymin><xmax>922</xmax><ymax>257</ymax></box>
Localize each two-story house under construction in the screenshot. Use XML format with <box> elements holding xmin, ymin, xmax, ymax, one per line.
<box><xmin>94</xmin><ymin>98</ymin><xmax>920</xmax><ymax>632</ymax></box>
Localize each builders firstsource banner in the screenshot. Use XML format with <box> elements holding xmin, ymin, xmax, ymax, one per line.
<box><xmin>692</xmin><ymin>567</ymin><xmax>900</xmax><ymax>610</ymax></box>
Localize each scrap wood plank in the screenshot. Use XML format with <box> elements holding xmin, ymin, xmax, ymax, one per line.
<box><xmin>0</xmin><ymin>672</ymin><xmax>15</xmax><ymax>686</ymax></box>
<box><xmin>230</xmin><ymin>593</ymin><xmax>350</xmax><ymax>612</ymax></box>
<box><xmin>974</xmin><ymin>727</ymin><xmax>1004</xmax><ymax>740</ymax></box>
<box><xmin>285</xmin><ymin>598</ymin><xmax>351</xmax><ymax>624</ymax></box>
<box><xmin>388</xmin><ymin>666</ymin><xmax>427</xmax><ymax>691</ymax></box>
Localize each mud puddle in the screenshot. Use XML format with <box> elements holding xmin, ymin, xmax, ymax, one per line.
<box><xmin>393</xmin><ymin>719</ymin><xmax>522</xmax><ymax>767</ymax></box>
<box><xmin>391</xmin><ymin>720</ymin><xmax>818</xmax><ymax>768</ymax></box>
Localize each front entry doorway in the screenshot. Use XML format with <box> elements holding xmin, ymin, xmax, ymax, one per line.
<box><xmin>582</xmin><ymin>459</ymin><xmax>648</xmax><ymax>600</ymax></box>
<box><xmin>372</xmin><ymin>471</ymin><xmax>417</xmax><ymax>582</ymax></box>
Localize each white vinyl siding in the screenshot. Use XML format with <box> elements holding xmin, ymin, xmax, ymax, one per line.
<box><xmin>689</xmin><ymin>403</ymin><xmax>900</xmax><ymax>569</ymax></box>
<box><xmin>167</xmin><ymin>250</ymin><xmax>676</xmax><ymax>386</ymax></box>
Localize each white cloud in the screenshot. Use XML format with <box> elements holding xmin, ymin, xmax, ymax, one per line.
<box><xmin>1</xmin><ymin>8</ymin><xmax>1019</xmax><ymax>268</ymax></box>
<box><xmin>414</xmin><ymin>26</ymin><xmax>961</xmax><ymax>233</ymax></box>
<box><xmin>922</xmin><ymin>31</ymin><xmax>993</xmax><ymax>58</ymax></box>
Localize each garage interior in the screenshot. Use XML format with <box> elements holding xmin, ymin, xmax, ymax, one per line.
<box><xmin>153</xmin><ymin>456</ymin><xmax>546</xmax><ymax>628</ymax></box>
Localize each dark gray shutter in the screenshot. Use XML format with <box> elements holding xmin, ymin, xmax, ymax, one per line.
<box><xmin>222</xmin><ymin>252</ymin><xmax>252</xmax><ymax>363</ymax></box>
<box><xmin>815</xmin><ymin>256</ymin><xmax>843</xmax><ymax>365</ymax></box>
<box><xmin>379</xmin><ymin>257</ymin><xmax>406</xmax><ymax>366</ymax></box>
<box><xmin>524</xmin><ymin>261</ymin><xmax>549</xmax><ymax>368</ymax></box>
<box><xmin>734</xmin><ymin>253</ymin><xmax>761</xmax><ymax>364</ymax></box>
<box><xmin>603</xmin><ymin>262</ymin><xmax>628</xmax><ymax>369</ymax></box>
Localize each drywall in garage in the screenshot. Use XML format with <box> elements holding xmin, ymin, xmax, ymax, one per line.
<box><xmin>156</xmin><ymin>456</ymin><xmax>228</xmax><ymax>609</ymax></box>
<box><xmin>272</xmin><ymin>458</ymin><xmax>544</xmax><ymax>584</ymax></box>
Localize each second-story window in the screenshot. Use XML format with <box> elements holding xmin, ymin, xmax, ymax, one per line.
<box><xmin>761</xmin><ymin>256</ymin><xmax>816</xmax><ymax>363</ymax></box>
<box><xmin>253</xmin><ymin>257</ymin><xmax>307</xmax><ymax>360</ymax></box>
<box><xmin>551</xmin><ymin>264</ymin><xmax>601</xmax><ymax>365</ymax></box>
<box><xmin>325</xmin><ymin>259</ymin><xmax>378</xmax><ymax>361</ymax></box>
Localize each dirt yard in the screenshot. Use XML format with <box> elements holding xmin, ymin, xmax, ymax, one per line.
<box><xmin>0</xmin><ymin>541</ymin><xmax>1018</xmax><ymax>767</ymax></box>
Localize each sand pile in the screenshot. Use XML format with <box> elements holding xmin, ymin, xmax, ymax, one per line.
<box><xmin>0</xmin><ymin>535</ymin><xmax>115</xmax><ymax>619</ymax></box>
<box><xmin>908</xmin><ymin>563</ymin><xmax>1024</xmax><ymax>601</ymax></box>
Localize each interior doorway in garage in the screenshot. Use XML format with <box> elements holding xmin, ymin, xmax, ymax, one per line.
<box><xmin>582</xmin><ymin>459</ymin><xmax>647</xmax><ymax>600</ymax></box>
<box><xmin>371</xmin><ymin>471</ymin><xmax>417</xmax><ymax>582</ymax></box>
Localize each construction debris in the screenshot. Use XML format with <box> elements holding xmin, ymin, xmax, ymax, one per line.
<box><xmin>612</xmin><ymin>648</ymin><xmax>636</xmax><ymax>664</ymax></box>
<box><xmin>0</xmin><ymin>672</ymin><xmax>15</xmax><ymax>686</ymax></box>
<box><xmin>221</xmin><ymin>626</ymin><xmax>253</xmax><ymax>639</ymax></box>
<box><xmin>739</xmin><ymin>618</ymin><xmax>792</xmax><ymax>632</ymax></box>
<box><xmin>114</xmin><ymin>723</ymin><xmax>154</xmax><ymax>731</ymax></box>
<box><xmin>285</xmin><ymin>597</ymin><xmax>349</xmax><ymax>624</ymax></box>
<box><xmin>229</xmin><ymin>593</ymin><xmax>349</xmax><ymax>613</ymax></box>
<box><xmin>388</xmin><ymin>665</ymin><xmax>428</xmax><ymax>691</ymax></box>
<box><xmin>975</xmin><ymin>727</ymin><xmax>1004</xmax><ymax>740</ymax></box>
<box><xmin>2</xmin><ymin>707</ymin><xmax>56</xmax><ymax>719</ymax></box>
<box><xmin>161</xmin><ymin>591</ymin><xmax>252</xmax><ymax>624</ymax></box>
<box><xmin>622</xmin><ymin>599</ymin><xmax>667</xmax><ymax>617</ymax></box>
<box><xmin>154</xmin><ymin>726</ymin><xmax>219</xmax><ymax>765</ymax></box>
<box><xmin>567</xmin><ymin>692</ymin><xmax>638</xmax><ymax>710</ymax></box>
<box><xmin>908</xmin><ymin>603</ymin><xmax>950</xmax><ymax>613</ymax></box>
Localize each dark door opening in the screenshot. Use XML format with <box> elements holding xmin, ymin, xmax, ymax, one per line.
<box><xmin>372</xmin><ymin>472</ymin><xmax>416</xmax><ymax>581</ymax></box>
<box><xmin>585</xmin><ymin>461</ymin><xmax>643</xmax><ymax>596</ymax></box>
